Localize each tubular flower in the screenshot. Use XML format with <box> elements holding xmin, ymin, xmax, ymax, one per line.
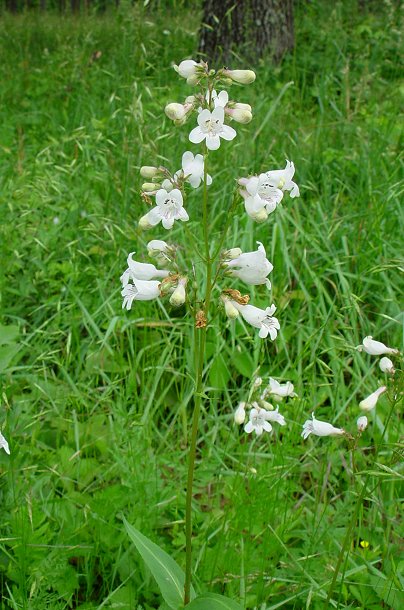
<box><xmin>224</xmin><ymin>241</ymin><xmax>273</xmax><ymax>288</ymax></box>
<box><xmin>264</xmin><ymin>407</ymin><xmax>286</xmax><ymax>426</ymax></box>
<box><xmin>263</xmin><ymin>378</ymin><xmax>297</xmax><ymax>401</ymax></box>
<box><xmin>357</xmin><ymin>416</ymin><xmax>368</xmax><ymax>432</ymax></box>
<box><xmin>140</xmin><ymin>188</ymin><xmax>189</xmax><ymax>230</ymax></box>
<box><xmin>265</xmin><ymin>160</ymin><xmax>300</xmax><ymax>198</ymax></box>
<box><xmin>0</xmin><ymin>432</ymin><xmax>10</xmax><ymax>455</ymax></box>
<box><xmin>239</xmin><ymin>174</ymin><xmax>284</xmax><ymax>221</ymax></box>
<box><xmin>174</xmin><ymin>59</ymin><xmax>204</xmax><ymax>83</ymax></box>
<box><xmin>359</xmin><ymin>386</ymin><xmax>387</xmax><ymax>412</ymax></box>
<box><xmin>120</xmin><ymin>252</ymin><xmax>169</xmax><ymax>285</ymax></box>
<box><xmin>121</xmin><ymin>279</ymin><xmax>161</xmax><ymax>310</ymax></box>
<box><xmin>302</xmin><ymin>413</ymin><xmax>345</xmax><ymax>440</ymax></box>
<box><xmin>209</xmin><ymin>89</ymin><xmax>229</xmax><ymax>109</ymax></box>
<box><xmin>234</xmin><ymin>402</ymin><xmax>246</xmax><ymax>425</ymax></box>
<box><xmin>223</xmin><ymin>69</ymin><xmax>256</xmax><ymax>85</ymax></box>
<box><xmin>189</xmin><ymin>107</ymin><xmax>236</xmax><ymax>151</ymax></box>
<box><xmin>244</xmin><ymin>406</ymin><xmax>272</xmax><ymax>436</ymax></box>
<box><xmin>357</xmin><ymin>336</ymin><xmax>399</xmax><ymax>356</ymax></box>
<box><xmin>232</xmin><ymin>302</ymin><xmax>280</xmax><ymax>340</ymax></box>
<box><xmin>379</xmin><ymin>357</ymin><xmax>395</xmax><ymax>374</ymax></box>
<box><xmin>178</xmin><ymin>151</ymin><xmax>212</xmax><ymax>188</ymax></box>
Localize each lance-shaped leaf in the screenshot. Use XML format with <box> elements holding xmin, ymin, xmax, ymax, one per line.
<box><xmin>186</xmin><ymin>593</ymin><xmax>243</xmax><ymax>610</ymax></box>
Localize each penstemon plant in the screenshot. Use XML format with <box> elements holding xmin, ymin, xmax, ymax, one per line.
<box><xmin>120</xmin><ymin>58</ymin><xmax>300</xmax><ymax>608</ymax></box>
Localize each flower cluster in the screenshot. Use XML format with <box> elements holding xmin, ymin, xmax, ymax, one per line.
<box><xmin>119</xmin><ymin>59</ymin><xmax>300</xmax><ymax>342</ymax></box>
<box><xmin>234</xmin><ymin>375</ymin><xmax>296</xmax><ymax>436</ymax></box>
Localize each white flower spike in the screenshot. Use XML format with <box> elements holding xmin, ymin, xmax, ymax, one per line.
<box><xmin>244</xmin><ymin>406</ymin><xmax>272</xmax><ymax>436</ymax></box>
<box><xmin>357</xmin><ymin>336</ymin><xmax>399</xmax><ymax>356</ymax></box>
<box><xmin>234</xmin><ymin>402</ymin><xmax>246</xmax><ymax>425</ymax></box>
<box><xmin>0</xmin><ymin>432</ymin><xmax>10</xmax><ymax>455</ymax></box>
<box><xmin>224</xmin><ymin>242</ymin><xmax>273</xmax><ymax>288</ymax></box>
<box><xmin>359</xmin><ymin>386</ymin><xmax>387</xmax><ymax>412</ymax></box>
<box><xmin>357</xmin><ymin>416</ymin><xmax>368</xmax><ymax>432</ymax></box>
<box><xmin>302</xmin><ymin>413</ymin><xmax>345</xmax><ymax>440</ymax></box>
<box><xmin>140</xmin><ymin>188</ymin><xmax>189</xmax><ymax>230</ymax></box>
<box><xmin>180</xmin><ymin>151</ymin><xmax>212</xmax><ymax>188</ymax></box>
<box><xmin>189</xmin><ymin>107</ymin><xmax>236</xmax><ymax>151</ymax></box>
<box><xmin>379</xmin><ymin>357</ymin><xmax>395</xmax><ymax>374</ymax></box>
<box><xmin>121</xmin><ymin>279</ymin><xmax>161</xmax><ymax>310</ymax></box>
<box><xmin>265</xmin><ymin>160</ymin><xmax>300</xmax><ymax>198</ymax></box>
<box><xmin>120</xmin><ymin>252</ymin><xmax>169</xmax><ymax>285</ymax></box>
<box><xmin>232</xmin><ymin>302</ymin><xmax>280</xmax><ymax>339</ymax></box>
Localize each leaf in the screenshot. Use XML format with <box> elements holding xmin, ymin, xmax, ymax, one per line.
<box><xmin>231</xmin><ymin>349</ymin><xmax>254</xmax><ymax>378</ymax></box>
<box><xmin>123</xmin><ymin>518</ymin><xmax>195</xmax><ymax>609</ymax></box>
<box><xmin>186</xmin><ymin>593</ymin><xmax>243</xmax><ymax>610</ymax></box>
<box><xmin>0</xmin><ymin>344</ymin><xmax>20</xmax><ymax>373</ymax></box>
<box><xmin>0</xmin><ymin>324</ymin><xmax>19</xmax><ymax>345</ymax></box>
<box><xmin>209</xmin><ymin>353</ymin><xmax>230</xmax><ymax>390</ymax></box>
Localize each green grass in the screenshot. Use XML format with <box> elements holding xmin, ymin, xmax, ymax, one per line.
<box><xmin>0</xmin><ymin>1</ymin><xmax>403</xmax><ymax>608</ymax></box>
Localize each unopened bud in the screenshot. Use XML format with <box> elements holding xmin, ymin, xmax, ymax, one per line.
<box><xmin>224</xmin><ymin>299</ymin><xmax>239</xmax><ymax>319</ymax></box>
<box><xmin>231</xmin><ymin>102</ymin><xmax>252</xmax><ymax>112</ymax></box>
<box><xmin>169</xmin><ymin>278</ymin><xmax>187</xmax><ymax>307</ymax></box>
<box><xmin>165</xmin><ymin>103</ymin><xmax>186</xmax><ymax>121</ymax></box>
<box><xmin>174</xmin><ymin>59</ymin><xmax>199</xmax><ymax>78</ymax></box>
<box><xmin>140</xmin><ymin>166</ymin><xmax>159</xmax><ymax>179</ymax></box>
<box><xmin>225</xmin><ymin>107</ymin><xmax>253</xmax><ymax>124</ymax></box>
<box><xmin>379</xmin><ymin>357</ymin><xmax>395</xmax><ymax>374</ymax></box>
<box><xmin>147</xmin><ymin>240</ymin><xmax>169</xmax><ymax>258</ymax></box>
<box><xmin>259</xmin><ymin>400</ymin><xmax>274</xmax><ymax>411</ymax></box>
<box><xmin>224</xmin><ymin>69</ymin><xmax>256</xmax><ymax>85</ymax></box>
<box><xmin>251</xmin><ymin>208</ymin><xmax>268</xmax><ymax>223</ymax></box>
<box><xmin>138</xmin><ymin>214</ymin><xmax>154</xmax><ymax>230</ymax></box>
<box><xmin>224</xmin><ymin>247</ymin><xmax>242</xmax><ymax>260</ymax></box>
<box><xmin>234</xmin><ymin>402</ymin><xmax>246</xmax><ymax>425</ymax></box>
<box><xmin>253</xmin><ymin>377</ymin><xmax>263</xmax><ymax>388</ymax></box>
<box><xmin>142</xmin><ymin>182</ymin><xmax>160</xmax><ymax>192</ymax></box>
<box><xmin>186</xmin><ymin>74</ymin><xmax>199</xmax><ymax>86</ymax></box>
<box><xmin>357</xmin><ymin>415</ymin><xmax>368</xmax><ymax>432</ymax></box>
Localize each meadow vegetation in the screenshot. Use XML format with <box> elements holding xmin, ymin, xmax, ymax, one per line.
<box><xmin>0</xmin><ymin>1</ymin><xmax>403</xmax><ymax>608</ymax></box>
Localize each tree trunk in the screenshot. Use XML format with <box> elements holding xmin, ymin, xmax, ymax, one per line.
<box><xmin>199</xmin><ymin>0</ymin><xmax>294</xmax><ymax>65</ymax></box>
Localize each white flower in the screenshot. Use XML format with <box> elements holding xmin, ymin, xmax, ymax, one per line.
<box><xmin>379</xmin><ymin>357</ymin><xmax>395</xmax><ymax>374</ymax></box>
<box><xmin>179</xmin><ymin>151</ymin><xmax>212</xmax><ymax>188</ymax></box>
<box><xmin>174</xmin><ymin>59</ymin><xmax>203</xmax><ymax>81</ymax></box>
<box><xmin>302</xmin><ymin>413</ymin><xmax>344</xmax><ymax>440</ymax></box>
<box><xmin>140</xmin><ymin>188</ymin><xmax>189</xmax><ymax>230</ymax></box>
<box><xmin>357</xmin><ymin>416</ymin><xmax>368</xmax><ymax>432</ymax></box>
<box><xmin>209</xmin><ymin>89</ymin><xmax>229</xmax><ymax>108</ymax></box>
<box><xmin>121</xmin><ymin>279</ymin><xmax>161</xmax><ymax>310</ymax></box>
<box><xmin>0</xmin><ymin>432</ymin><xmax>10</xmax><ymax>455</ymax></box>
<box><xmin>120</xmin><ymin>252</ymin><xmax>169</xmax><ymax>286</ymax></box>
<box><xmin>147</xmin><ymin>240</ymin><xmax>170</xmax><ymax>256</ymax></box>
<box><xmin>234</xmin><ymin>402</ymin><xmax>246</xmax><ymax>425</ymax></box>
<box><xmin>223</xmin><ymin>69</ymin><xmax>256</xmax><ymax>85</ymax></box>
<box><xmin>232</xmin><ymin>302</ymin><xmax>280</xmax><ymax>340</ymax></box>
<box><xmin>264</xmin><ymin>407</ymin><xmax>286</xmax><ymax>426</ymax></box>
<box><xmin>263</xmin><ymin>378</ymin><xmax>297</xmax><ymax>401</ymax></box>
<box><xmin>265</xmin><ymin>160</ymin><xmax>300</xmax><ymax>198</ymax></box>
<box><xmin>240</xmin><ymin>174</ymin><xmax>284</xmax><ymax>221</ymax></box>
<box><xmin>224</xmin><ymin>241</ymin><xmax>273</xmax><ymax>288</ymax></box>
<box><xmin>244</xmin><ymin>407</ymin><xmax>272</xmax><ymax>436</ymax></box>
<box><xmin>357</xmin><ymin>336</ymin><xmax>398</xmax><ymax>356</ymax></box>
<box><xmin>359</xmin><ymin>386</ymin><xmax>387</xmax><ymax>412</ymax></box>
<box><xmin>169</xmin><ymin>277</ymin><xmax>187</xmax><ymax>307</ymax></box>
<box><xmin>189</xmin><ymin>107</ymin><xmax>236</xmax><ymax>151</ymax></box>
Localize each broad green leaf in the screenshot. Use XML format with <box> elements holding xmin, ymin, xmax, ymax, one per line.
<box><xmin>0</xmin><ymin>344</ymin><xmax>20</xmax><ymax>373</ymax></box>
<box><xmin>123</xmin><ymin>518</ymin><xmax>195</xmax><ymax>609</ymax></box>
<box><xmin>0</xmin><ymin>324</ymin><xmax>19</xmax><ymax>345</ymax></box>
<box><xmin>186</xmin><ymin>593</ymin><xmax>243</xmax><ymax>610</ymax></box>
<box><xmin>209</xmin><ymin>353</ymin><xmax>231</xmax><ymax>390</ymax></box>
<box><xmin>231</xmin><ymin>349</ymin><xmax>254</xmax><ymax>378</ymax></box>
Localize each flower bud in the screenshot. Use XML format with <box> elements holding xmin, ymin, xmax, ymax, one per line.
<box><xmin>359</xmin><ymin>386</ymin><xmax>387</xmax><ymax>412</ymax></box>
<box><xmin>253</xmin><ymin>377</ymin><xmax>263</xmax><ymax>388</ymax></box>
<box><xmin>169</xmin><ymin>278</ymin><xmax>187</xmax><ymax>307</ymax></box>
<box><xmin>379</xmin><ymin>356</ymin><xmax>395</xmax><ymax>374</ymax></box>
<box><xmin>174</xmin><ymin>59</ymin><xmax>200</xmax><ymax>79</ymax></box>
<box><xmin>234</xmin><ymin>402</ymin><xmax>246</xmax><ymax>425</ymax></box>
<box><xmin>223</xmin><ymin>69</ymin><xmax>256</xmax><ymax>85</ymax></box>
<box><xmin>225</xmin><ymin>107</ymin><xmax>253</xmax><ymax>124</ymax></box>
<box><xmin>142</xmin><ymin>182</ymin><xmax>160</xmax><ymax>192</ymax></box>
<box><xmin>186</xmin><ymin>74</ymin><xmax>199</xmax><ymax>86</ymax></box>
<box><xmin>259</xmin><ymin>400</ymin><xmax>274</xmax><ymax>411</ymax></box>
<box><xmin>185</xmin><ymin>95</ymin><xmax>196</xmax><ymax>104</ymax></box>
<box><xmin>165</xmin><ymin>103</ymin><xmax>186</xmax><ymax>121</ymax></box>
<box><xmin>147</xmin><ymin>240</ymin><xmax>169</xmax><ymax>258</ymax></box>
<box><xmin>251</xmin><ymin>208</ymin><xmax>268</xmax><ymax>223</ymax></box>
<box><xmin>357</xmin><ymin>416</ymin><xmax>368</xmax><ymax>432</ymax></box>
<box><xmin>223</xmin><ymin>299</ymin><xmax>239</xmax><ymax>319</ymax></box>
<box><xmin>224</xmin><ymin>247</ymin><xmax>243</xmax><ymax>260</ymax></box>
<box><xmin>231</xmin><ymin>102</ymin><xmax>252</xmax><ymax>112</ymax></box>
<box><xmin>140</xmin><ymin>166</ymin><xmax>159</xmax><ymax>179</ymax></box>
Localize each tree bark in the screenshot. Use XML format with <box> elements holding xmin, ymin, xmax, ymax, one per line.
<box><xmin>199</xmin><ymin>0</ymin><xmax>294</xmax><ymax>65</ymax></box>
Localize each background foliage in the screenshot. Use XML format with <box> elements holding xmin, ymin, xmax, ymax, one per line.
<box><xmin>0</xmin><ymin>1</ymin><xmax>403</xmax><ymax>608</ymax></box>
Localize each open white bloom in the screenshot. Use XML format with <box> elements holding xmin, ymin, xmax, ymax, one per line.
<box><xmin>209</xmin><ymin>89</ymin><xmax>229</xmax><ymax>108</ymax></box>
<box><xmin>232</xmin><ymin>302</ymin><xmax>280</xmax><ymax>339</ymax></box>
<box><xmin>244</xmin><ymin>406</ymin><xmax>272</xmax><ymax>436</ymax></box>
<box><xmin>120</xmin><ymin>252</ymin><xmax>169</xmax><ymax>286</ymax></box>
<box><xmin>240</xmin><ymin>174</ymin><xmax>284</xmax><ymax>221</ymax></box>
<box><xmin>225</xmin><ymin>242</ymin><xmax>273</xmax><ymax>288</ymax></box>
<box><xmin>234</xmin><ymin>402</ymin><xmax>246</xmax><ymax>425</ymax></box>
<box><xmin>359</xmin><ymin>386</ymin><xmax>387</xmax><ymax>412</ymax></box>
<box><xmin>189</xmin><ymin>107</ymin><xmax>236</xmax><ymax>151</ymax></box>
<box><xmin>121</xmin><ymin>279</ymin><xmax>161</xmax><ymax>310</ymax></box>
<box><xmin>0</xmin><ymin>432</ymin><xmax>10</xmax><ymax>455</ymax></box>
<box><xmin>357</xmin><ymin>336</ymin><xmax>398</xmax><ymax>356</ymax></box>
<box><xmin>265</xmin><ymin>160</ymin><xmax>299</xmax><ymax>198</ymax></box>
<box><xmin>264</xmin><ymin>407</ymin><xmax>286</xmax><ymax>426</ymax></box>
<box><xmin>379</xmin><ymin>357</ymin><xmax>395</xmax><ymax>374</ymax></box>
<box><xmin>263</xmin><ymin>378</ymin><xmax>297</xmax><ymax>401</ymax></box>
<box><xmin>302</xmin><ymin>413</ymin><xmax>344</xmax><ymax>440</ymax></box>
<box><xmin>140</xmin><ymin>188</ymin><xmax>189</xmax><ymax>230</ymax></box>
<box><xmin>179</xmin><ymin>151</ymin><xmax>212</xmax><ymax>188</ymax></box>
<box><xmin>357</xmin><ymin>416</ymin><xmax>368</xmax><ymax>432</ymax></box>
